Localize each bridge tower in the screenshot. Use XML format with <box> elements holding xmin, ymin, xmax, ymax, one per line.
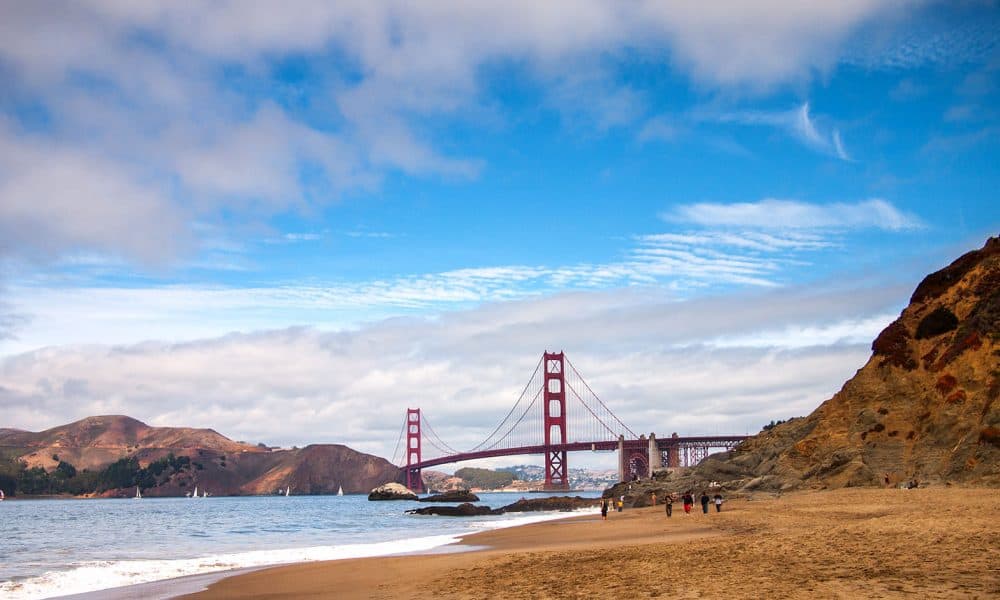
<box><xmin>543</xmin><ymin>351</ymin><xmax>569</xmax><ymax>490</ymax></box>
<box><xmin>405</xmin><ymin>408</ymin><xmax>423</xmax><ymax>492</ymax></box>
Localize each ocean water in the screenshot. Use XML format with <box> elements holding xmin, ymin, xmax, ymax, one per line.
<box><xmin>0</xmin><ymin>492</ymin><xmax>599</xmax><ymax>599</ymax></box>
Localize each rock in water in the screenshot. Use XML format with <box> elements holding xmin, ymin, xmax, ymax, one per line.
<box><xmin>418</xmin><ymin>490</ymin><xmax>480</xmax><ymax>503</ymax></box>
<box><xmin>500</xmin><ymin>496</ymin><xmax>600</xmax><ymax>512</ymax></box>
<box><xmin>406</xmin><ymin>503</ymin><xmax>498</xmax><ymax>516</ymax></box>
<box><xmin>368</xmin><ymin>482</ymin><xmax>418</xmax><ymax>501</ymax></box>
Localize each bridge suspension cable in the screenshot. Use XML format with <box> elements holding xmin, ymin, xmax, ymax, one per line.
<box><xmin>420</xmin><ymin>413</ymin><xmax>461</xmax><ymax>456</ymax></box>
<box><xmin>564</xmin><ymin>356</ymin><xmax>638</xmax><ymax>441</ymax></box>
<box><xmin>466</xmin><ymin>355</ymin><xmax>545</xmax><ymax>453</ymax></box>
<box><xmin>390</xmin><ymin>411</ymin><xmax>408</xmax><ymax>466</ymax></box>
<box><xmin>395</xmin><ymin>352</ymin><xmax>649</xmax><ymax>466</ymax></box>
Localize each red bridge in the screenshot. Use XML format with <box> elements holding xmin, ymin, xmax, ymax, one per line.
<box><xmin>392</xmin><ymin>351</ymin><xmax>747</xmax><ymax>491</ymax></box>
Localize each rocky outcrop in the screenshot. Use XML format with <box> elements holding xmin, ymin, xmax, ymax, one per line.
<box><xmin>418</xmin><ymin>490</ymin><xmax>480</xmax><ymax>502</ymax></box>
<box><xmin>685</xmin><ymin>236</ymin><xmax>1000</xmax><ymax>491</ymax></box>
<box><xmin>500</xmin><ymin>495</ymin><xmax>600</xmax><ymax>512</ymax></box>
<box><xmin>368</xmin><ymin>482</ymin><xmax>419</xmax><ymax>501</ymax></box>
<box><xmin>406</xmin><ymin>503</ymin><xmax>497</xmax><ymax>516</ymax></box>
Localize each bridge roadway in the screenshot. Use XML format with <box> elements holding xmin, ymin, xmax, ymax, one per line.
<box><xmin>410</xmin><ymin>435</ymin><xmax>747</xmax><ymax>471</ymax></box>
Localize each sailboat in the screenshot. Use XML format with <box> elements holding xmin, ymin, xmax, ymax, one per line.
<box><xmin>1</xmin><ymin>488</ymin><xmax>5</xmax><ymax>501</ymax></box>
<box><xmin>337</xmin><ymin>485</ymin><xmax>343</xmax><ymax>496</ymax></box>
<box><xmin>133</xmin><ymin>486</ymin><xmax>142</xmax><ymax>500</ymax></box>
<box><xmin>285</xmin><ymin>486</ymin><xmax>291</xmax><ymax>497</ymax></box>
<box><xmin>191</xmin><ymin>485</ymin><xmax>198</xmax><ymax>498</ymax></box>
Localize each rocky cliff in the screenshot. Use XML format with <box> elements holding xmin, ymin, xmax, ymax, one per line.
<box><xmin>694</xmin><ymin>236</ymin><xmax>1000</xmax><ymax>491</ymax></box>
<box><xmin>0</xmin><ymin>415</ymin><xmax>404</xmax><ymax>496</ymax></box>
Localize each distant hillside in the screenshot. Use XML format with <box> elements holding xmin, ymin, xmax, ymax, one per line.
<box><xmin>694</xmin><ymin>236</ymin><xmax>1000</xmax><ymax>490</ymax></box>
<box><xmin>0</xmin><ymin>415</ymin><xmax>404</xmax><ymax>497</ymax></box>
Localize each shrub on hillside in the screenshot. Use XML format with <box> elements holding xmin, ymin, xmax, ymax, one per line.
<box><xmin>915</xmin><ymin>307</ymin><xmax>959</xmax><ymax>339</ymax></box>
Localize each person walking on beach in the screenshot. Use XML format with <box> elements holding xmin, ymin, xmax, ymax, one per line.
<box><xmin>617</xmin><ymin>496</ymin><xmax>624</xmax><ymax>512</ymax></box>
<box><xmin>700</xmin><ymin>491</ymin><xmax>710</xmax><ymax>514</ymax></box>
<box><xmin>650</xmin><ymin>492</ymin><xmax>656</xmax><ymax>506</ymax></box>
<box><xmin>664</xmin><ymin>493</ymin><xmax>673</xmax><ymax>517</ymax></box>
<box><xmin>713</xmin><ymin>493</ymin><xmax>723</xmax><ymax>512</ymax></box>
<box><xmin>682</xmin><ymin>491</ymin><xmax>693</xmax><ymax>515</ymax></box>
<box><xmin>601</xmin><ymin>498</ymin><xmax>609</xmax><ymax>521</ymax></box>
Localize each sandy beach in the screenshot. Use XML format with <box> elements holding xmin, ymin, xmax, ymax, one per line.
<box><xmin>180</xmin><ymin>487</ymin><xmax>999</xmax><ymax>599</ymax></box>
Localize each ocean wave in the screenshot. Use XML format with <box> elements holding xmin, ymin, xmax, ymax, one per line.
<box><xmin>1</xmin><ymin>508</ymin><xmax>590</xmax><ymax>599</ymax></box>
<box><xmin>0</xmin><ymin>534</ymin><xmax>461</xmax><ymax>600</ymax></box>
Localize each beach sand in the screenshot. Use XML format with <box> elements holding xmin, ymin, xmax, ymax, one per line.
<box><xmin>181</xmin><ymin>487</ymin><xmax>999</xmax><ymax>599</ymax></box>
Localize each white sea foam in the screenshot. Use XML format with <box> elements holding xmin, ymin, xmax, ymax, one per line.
<box><xmin>463</xmin><ymin>506</ymin><xmax>598</xmax><ymax>532</ymax></box>
<box><xmin>1</xmin><ymin>509</ymin><xmax>592</xmax><ymax>600</ymax></box>
<box><xmin>0</xmin><ymin>534</ymin><xmax>460</xmax><ymax>600</ymax></box>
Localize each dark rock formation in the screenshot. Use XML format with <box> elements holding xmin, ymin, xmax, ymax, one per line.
<box><xmin>406</xmin><ymin>502</ymin><xmax>498</xmax><ymax>516</ymax></box>
<box><xmin>368</xmin><ymin>482</ymin><xmax>419</xmax><ymax>501</ymax></box>
<box><xmin>418</xmin><ymin>490</ymin><xmax>480</xmax><ymax>502</ymax></box>
<box><xmin>500</xmin><ymin>495</ymin><xmax>600</xmax><ymax>512</ymax></box>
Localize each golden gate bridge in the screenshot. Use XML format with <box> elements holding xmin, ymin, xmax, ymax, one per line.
<box><xmin>391</xmin><ymin>351</ymin><xmax>747</xmax><ymax>491</ymax></box>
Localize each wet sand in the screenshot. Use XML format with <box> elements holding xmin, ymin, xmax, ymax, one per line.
<box><xmin>182</xmin><ymin>487</ymin><xmax>999</xmax><ymax>599</ymax></box>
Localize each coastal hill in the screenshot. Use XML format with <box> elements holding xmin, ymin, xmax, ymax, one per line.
<box><xmin>0</xmin><ymin>415</ymin><xmax>262</xmax><ymax>471</ymax></box>
<box><xmin>693</xmin><ymin>236</ymin><xmax>1000</xmax><ymax>490</ymax></box>
<box><xmin>0</xmin><ymin>415</ymin><xmax>404</xmax><ymax>496</ymax></box>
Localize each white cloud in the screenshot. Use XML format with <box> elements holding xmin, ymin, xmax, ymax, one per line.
<box><xmin>637</xmin><ymin>117</ymin><xmax>680</xmax><ymax>143</ymax></box>
<box><xmin>705</xmin><ymin>102</ymin><xmax>852</xmax><ymax>160</ymax></box>
<box><xmin>0</xmin><ymin>122</ymin><xmax>188</xmax><ymax>265</ymax></box>
<box><xmin>0</xmin><ymin>280</ymin><xmax>900</xmax><ymax>462</ymax></box>
<box><xmin>666</xmin><ymin>198</ymin><xmax>924</xmax><ymax>231</ymax></box>
<box><xmin>0</xmin><ymin>2</ymin><xmax>926</xmax><ymax>267</ymax></box>
<box><xmin>0</xmin><ymin>223</ymin><xmax>860</xmax><ymax>353</ymax></box>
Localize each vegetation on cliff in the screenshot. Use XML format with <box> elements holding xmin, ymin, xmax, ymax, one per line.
<box><xmin>453</xmin><ymin>467</ymin><xmax>516</xmax><ymax>489</ymax></box>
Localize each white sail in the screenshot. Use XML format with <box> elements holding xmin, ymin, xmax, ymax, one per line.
<box><xmin>192</xmin><ymin>486</ymin><xmax>198</xmax><ymax>498</ymax></box>
<box><xmin>337</xmin><ymin>485</ymin><xmax>343</xmax><ymax>496</ymax></box>
<box><xmin>133</xmin><ymin>486</ymin><xmax>141</xmax><ymax>499</ymax></box>
<box><xmin>285</xmin><ymin>486</ymin><xmax>290</xmax><ymax>497</ymax></box>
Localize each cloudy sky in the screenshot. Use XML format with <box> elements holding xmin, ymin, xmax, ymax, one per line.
<box><xmin>0</xmin><ymin>1</ymin><xmax>997</xmax><ymax>470</ymax></box>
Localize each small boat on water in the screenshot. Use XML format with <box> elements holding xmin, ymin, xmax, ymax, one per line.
<box><xmin>133</xmin><ymin>486</ymin><xmax>142</xmax><ymax>500</ymax></box>
<box><xmin>285</xmin><ymin>486</ymin><xmax>291</xmax><ymax>497</ymax></box>
<box><xmin>191</xmin><ymin>486</ymin><xmax>198</xmax><ymax>498</ymax></box>
<box><xmin>337</xmin><ymin>485</ymin><xmax>343</xmax><ymax>496</ymax></box>
<box><xmin>1</xmin><ymin>488</ymin><xmax>5</xmax><ymax>501</ymax></box>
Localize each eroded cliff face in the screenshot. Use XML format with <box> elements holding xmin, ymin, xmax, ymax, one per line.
<box><xmin>697</xmin><ymin>237</ymin><xmax>1000</xmax><ymax>490</ymax></box>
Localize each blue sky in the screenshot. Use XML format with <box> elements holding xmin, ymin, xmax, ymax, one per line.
<box><xmin>0</xmin><ymin>2</ymin><xmax>997</xmax><ymax>468</ymax></box>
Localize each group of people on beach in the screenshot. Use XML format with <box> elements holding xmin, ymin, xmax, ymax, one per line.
<box><xmin>600</xmin><ymin>489</ymin><xmax>723</xmax><ymax>520</ymax></box>
<box><xmin>667</xmin><ymin>490</ymin><xmax>722</xmax><ymax>516</ymax></box>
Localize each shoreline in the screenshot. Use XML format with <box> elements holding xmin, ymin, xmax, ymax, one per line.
<box><xmin>179</xmin><ymin>487</ymin><xmax>999</xmax><ymax>599</ymax></box>
<box><xmin>178</xmin><ymin>503</ymin><xmax>719</xmax><ymax>599</ymax></box>
<box><xmin>19</xmin><ymin>506</ymin><xmax>597</xmax><ymax>599</ymax></box>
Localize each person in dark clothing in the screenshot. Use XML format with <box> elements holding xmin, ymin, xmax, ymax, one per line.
<box><xmin>601</xmin><ymin>498</ymin><xmax>609</xmax><ymax>521</ymax></box>
<box><xmin>682</xmin><ymin>491</ymin><xmax>693</xmax><ymax>514</ymax></box>
<box><xmin>664</xmin><ymin>493</ymin><xmax>673</xmax><ymax>517</ymax></box>
<box><xmin>700</xmin><ymin>491</ymin><xmax>710</xmax><ymax>514</ymax></box>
